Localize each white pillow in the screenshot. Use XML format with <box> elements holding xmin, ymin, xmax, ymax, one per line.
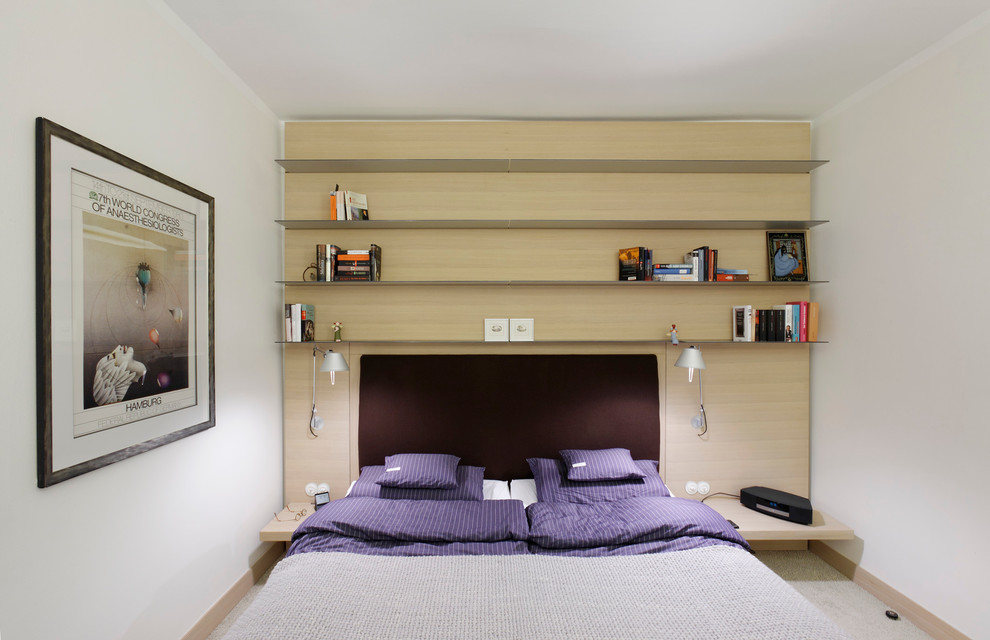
<box><xmin>483</xmin><ymin>479</ymin><xmax>511</xmax><ymax>500</ymax></box>
<box><xmin>508</xmin><ymin>478</ymin><xmax>538</xmax><ymax>507</ymax></box>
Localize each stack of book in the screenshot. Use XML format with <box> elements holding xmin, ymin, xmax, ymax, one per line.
<box><xmin>315</xmin><ymin>243</ymin><xmax>381</xmax><ymax>281</ymax></box>
<box><xmin>619</xmin><ymin>245</ymin><xmax>749</xmax><ymax>282</ymax></box>
<box><xmin>619</xmin><ymin>247</ymin><xmax>653</xmax><ymax>280</ymax></box>
<box><xmin>329</xmin><ymin>186</ymin><xmax>369</xmax><ymax>221</ymax></box>
<box><xmin>284</xmin><ymin>303</ymin><xmax>315</xmax><ymax>342</ymax></box>
<box><xmin>732</xmin><ymin>302</ymin><xmax>819</xmax><ymax>342</ymax></box>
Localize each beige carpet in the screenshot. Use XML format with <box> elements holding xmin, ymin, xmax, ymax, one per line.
<box><xmin>208</xmin><ymin>550</ymin><xmax>932</xmax><ymax>640</ymax></box>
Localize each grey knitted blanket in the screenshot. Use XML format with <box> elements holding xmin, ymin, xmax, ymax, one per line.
<box><xmin>220</xmin><ymin>547</ymin><xmax>852</xmax><ymax>639</ymax></box>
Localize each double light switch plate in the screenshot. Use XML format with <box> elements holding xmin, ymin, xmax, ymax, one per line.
<box><xmin>484</xmin><ymin>318</ymin><xmax>534</xmax><ymax>341</ymax></box>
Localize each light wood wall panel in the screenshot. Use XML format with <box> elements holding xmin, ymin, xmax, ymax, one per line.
<box><xmin>665</xmin><ymin>343</ymin><xmax>810</xmax><ymax>498</ymax></box>
<box><xmin>284</xmin><ymin>172</ymin><xmax>811</xmax><ymax>222</ymax></box>
<box><xmin>280</xmin><ymin>121</ymin><xmax>816</xmax><ymax>505</ymax></box>
<box><xmin>285</xmin><ymin>121</ymin><xmax>811</xmax><ymax>160</ymax></box>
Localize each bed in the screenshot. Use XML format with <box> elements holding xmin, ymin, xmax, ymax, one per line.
<box><xmin>219</xmin><ymin>355</ymin><xmax>851</xmax><ymax>639</ymax></box>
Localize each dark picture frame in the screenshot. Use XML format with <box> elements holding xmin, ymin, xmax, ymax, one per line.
<box><xmin>36</xmin><ymin>118</ymin><xmax>215</xmax><ymax>487</ymax></box>
<box><xmin>766</xmin><ymin>231</ymin><xmax>809</xmax><ymax>282</ymax></box>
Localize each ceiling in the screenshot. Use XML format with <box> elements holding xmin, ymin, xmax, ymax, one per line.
<box><xmin>162</xmin><ymin>0</ymin><xmax>990</xmax><ymax>121</ymax></box>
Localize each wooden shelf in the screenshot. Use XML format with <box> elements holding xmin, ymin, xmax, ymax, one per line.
<box><xmin>277</xmin><ymin>218</ymin><xmax>828</xmax><ymax>230</ymax></box>
<box><xmin>275</xmin><ymin>158</ymin><xmax>828</xmax><ymax>174</ymax></box>
<box><xmin>705</xmin><ymin>496</ymin><xmax>853</xmax><ymax>542</ymax></box>
<box><xmin>277</xmin><ymin>340</ymin><xmax>827</xmax><ymax>345</ymax></box>
<box><xmin>279</xmin><ymin>279</ymin><xmax>826</xmax><ymax>286</ymax></box>
<box><xmin>260</xmin><ymin>502</ymin><xmax>315</xmax><ymax>542</ymax></box>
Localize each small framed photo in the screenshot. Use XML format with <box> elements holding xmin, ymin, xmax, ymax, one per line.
<box><xmin>767</xmin><ymin>232</ymin><xmax>809</xmax><ymax>282</ymax></box>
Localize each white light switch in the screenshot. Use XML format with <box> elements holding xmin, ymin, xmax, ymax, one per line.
<box><xmin>510</xmin><ymin>318</ymin><xmax>534</xmax><ymax>341</ymax></box>
<box><xmin>484</xmin><ymin>318</ymin><xmax>509</xmax><ymax>342</ymax></box>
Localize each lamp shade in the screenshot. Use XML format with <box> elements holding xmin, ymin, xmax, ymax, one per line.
<box><xmin>320</xmin><ymin>351</ymin><xmax>350</xmax><ymax>373</ymax></box>
<box><xmin>674</xmin><ymin>346</ymin><xmax>706</xmax><ymax>370</ymax></box>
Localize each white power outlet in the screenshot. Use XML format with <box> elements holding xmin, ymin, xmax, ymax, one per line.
<box><xmin>697</xmin><ymin>481</ymin><xmax>711</xmax><ymax>495</ymax></box>
<box><xmin>684</xmin><ymin>481</ymin><xmax>698</xmax><ymax>495</ymax></box>
<box><xmin>317</xmin><ymin>482</ymin><xmax>330</xmax><ymax>494</ymax></box>
<box><xmin>510</xmin><ymin>318</ymin><xmax>534</xmax><ymax>341</ymax></box>
<box><xmin>484</xmin><ymin>318</ymin><xmax>509</xmax><ymax>342</ymax></box>
<box><xmin>304</xmin><ymin>482</ymin><xmax>318</xmax><ymax>497</ymax></box>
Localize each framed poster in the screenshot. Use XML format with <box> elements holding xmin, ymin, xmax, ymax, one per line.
<box><xmin>766</xmin><ymin>231</ymin><xmax>809</xmax><ymax>282</ymax></box>
<box><xmin>36</xmin><ymin>118</ymin><xmax>215</xmax><ymax>487</ymax></box>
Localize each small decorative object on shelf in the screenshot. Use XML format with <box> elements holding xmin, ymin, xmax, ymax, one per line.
<box><xmin>333</xmin><ymin>322</ymin><xmax>343</xmax><ymax>342</ymax></box>
<box><xmin>667</xmin><ymin>324</ymin><xmax>679</xmax><ymax>345</ymax></box>
<box><xmin>767</xmin><ymin>231</ymin><xmax>809</xmax><ymax>282</ymax></box>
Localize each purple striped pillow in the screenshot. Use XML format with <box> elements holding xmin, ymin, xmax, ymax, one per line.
<box><xmin>351</xmin><ymin>464</ymin><xmax>485</xmax><ymax>501</ymax></box>
<box><xmin>377</xmin><ymin>453</ymin><xmax>461</xmax><ymax>489</ymax></box>
<box><xmin>559</xmin><ymin>448</ymin><xmax>647</xmax><ymax>481</ymax></box>
<box><xmin>527</xmin><ymin>457</ymin><xmax>670</xmax><ymax>503</ymax></box>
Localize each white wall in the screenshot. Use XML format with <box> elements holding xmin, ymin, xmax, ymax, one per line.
<box><xmin>811</xmin><ymin>14</ymin><xmax>990</xmax><ymax>640</ymax></box>
<box><xmin>0</xmin><ymin>1</ymin><xmax>283</xmax><ymax>639</ymax></box>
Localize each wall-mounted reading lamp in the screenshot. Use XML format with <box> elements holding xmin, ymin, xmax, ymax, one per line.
<box><xmin>674</xmin><ymin>346</ymin><xmax>708</xmax><ymax>437</ymax></box>
<box><xmin>310</xmin><ymin>346</ymin><xmax>349</xmax><ymax>437</ymax></box>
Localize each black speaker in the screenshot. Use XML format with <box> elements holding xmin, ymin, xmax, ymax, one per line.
<box><xmin>740</xmin><ymin>486</ymin><xmax>813</xmax><ymax>525</ymax></box>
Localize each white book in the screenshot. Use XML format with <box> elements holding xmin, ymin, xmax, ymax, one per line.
<box><xmin>733</xmin><ymin>305</ymin><xmax>753</xmax><ymax>342</ymax></box>
<box><xmin>654</xmin><ymin>273</ymin><xmax>696</xmax><ymax>281</ymax></box>
<box><xmin>291</xmin><ymin>303</ymin><xmax>301</xmax><ymax>342</ymax></box>
<box><xmin>682</xmin><ymin>252</ymin><xmax>700</xmax><ymax>281</ymax></box>
<box><xmin>345</xmin><ymin>191</ymin><xmax>368</xmax><ymax>221</ymax></box>
<box><xmin>773</xmin><ymin>304</ymin><xmax>794</xmax><ymax>342</ymax></box>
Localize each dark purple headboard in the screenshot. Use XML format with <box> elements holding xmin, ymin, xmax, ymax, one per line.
<box><xmin>358</xmin><ymin>354</ymin><xmax>660</xmax><ymax>480</ymax></box>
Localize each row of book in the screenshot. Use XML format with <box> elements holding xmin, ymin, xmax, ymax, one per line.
<box><xmin>315</xmin><ymin>243</ymin><xmax>382</xmax><ymax>281</ymax></box>
<box><xmin>329</xmin><ymin>186</ymin><xmax>369</xmax><ymax>221</ymax></box>
<box><xmin>618</xmin><ymin>246</ymin><xmax>749</xmax><ymax>282</ymax></box>
<box><xmin>732</xmin><ymin>302</ymin><xmax>820</xmax><ymax>342</ymax></box>
<box><xmin>284</xmin><ymin>303</ymin><xmax>315</xmax><ymax>342</ymax></box>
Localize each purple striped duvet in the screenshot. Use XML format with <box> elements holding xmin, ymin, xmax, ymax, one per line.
<box><xmin>287</xmin><ymin>497</ymin><xmax>530</xmax><ymax>557</ymax></box>
<box><xmin>526</xmin><ymin>497</ymin><xmax>750</xmax><ymax>556</ymax></box>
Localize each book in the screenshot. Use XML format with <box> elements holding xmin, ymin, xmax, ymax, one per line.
<box><xmin>732</xmin><ymin>305</ymin><xmax>753</xmax><ymax>342</ymax></box>
<box><xmin>692</xmin><ymin>246</ymin><xmax>709</xmax><ymax>281</ymax></box>
<box><xmin>290</xmin><ymin>303</ymin><xmax>301</xmax><ymax>342</ymax></box>
<box><xmin>774</xmin><ymin>308</ymin><xmax>785</xmax><ymax>342</ymax></box>
<box><xmin>807</xmin><ymin>302</ymin><xmax>820</xmax><ymax>342</ymax></box>
<box><xmin>369</xmin><ymin>243</ymin><xmax>382</xmax><ymax>282</ymax></box>
<box><xmin>284</xmin><ymin>304</ymin><xmax>292</xmax><ymax>341</ymax></box>
<box><xmin>682</xmin><ymin>251</ymin><xmax>701</xmax><ymax>281</ymax></box>
<box><xmin>300</xmin><ymin>304</ymin><xmax>315</xmax><ymax>342</ymax></box>
<box><xmin>653</xmin><ymin>267</ymin><xmax>693</xmax><ymax>275</ymax></box>
<box><xmin>653</xmin><ymin>273</ymin><xmax>696</xmax><ymax>281</ymax></box>
<box><xmin>773</xmin><ymin>304</ymin><xmax>794</xmax><ymax>342</ymax></box>
<box><xmin>716</xmin><ymin>273</ymin><xmax>750</xmax><ymax>281</ymax></box>
<box><xmin>316</xmin><ymin>244</ymin><xmax>326</xmax><ymax>281</ymax></box>
<box><xmin>787</xmin><ymin>300</ymin><xmax>809</xmax><ymax>341</ymax></box>
<box><xmin>717</xmin><ymin>268</ymin><xmax>749</xmax><ymax>275</ymax></box>
<box><xmin>345</xmin><ymin>191</ymin><xmax>369</xmax><ymax>221</ymax></box>
<box><xmin>655</xmin><ymin>263</ymin><xmax>693</xmax><ymax>269</ymax></box>
<box><xmin>326</xmin><ymin>244</ymin><xmax>340</xmax><ymax>282</ymax></box>
<box><xmin>618</xmin><ymin>247</ymin><xmax>640</xmax><ymax>281</ymax></box>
